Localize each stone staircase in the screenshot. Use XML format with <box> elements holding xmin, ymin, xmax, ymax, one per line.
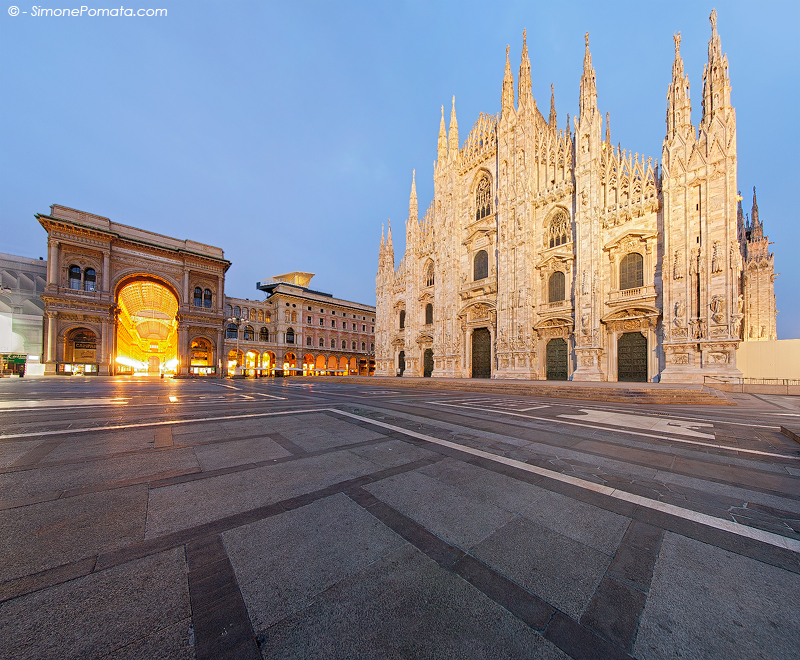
<box><xmin>301</xmin><ymin>376</ymin><xmax>735</xmax><ymax>405</ymax></box>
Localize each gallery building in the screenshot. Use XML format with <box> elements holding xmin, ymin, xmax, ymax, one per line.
<box><xmin>35</xmin><ymin>204</ymin><xmax>375</xmax><ymax>376</ymax></box>
<box><xmin>375</xmin><ymin>12</ymin><xmax>777</xmax><ymax>383</ymax></box>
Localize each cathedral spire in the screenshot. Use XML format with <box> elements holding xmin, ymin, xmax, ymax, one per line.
<box><xmin>605</xmin><ymin>111</ymin><xmax>611</xmax><ymax>145</ymax></box>
<box><xmin>666</xmin><ymin>31</ymin><xmax>693</xmax><ymax>141</ymax></box>
<box><xmin>518</xmin><ymin>30</ymin><xmax>533</xmax><ymax>110</ymax></box>
<box><xmin>501</xmin><ymin>45</ymin><xmax>515</xmax><ymax>119</ymax></box>
<box><xmin>579</xmin><ymin>32</ymin><xmax>597</xmax><ymax>120</ymax></box>
<box><xmin>736</xmin><ymin>191</ymin><xmax>747</xmax><ymax>244</ymax></box>
<box><xmin>549</xmin><ymin>84</ymin><xmax>557</xmax><ymax>128</ymax></box>
<box><xmin>448</xmin><ymin>96</ymin><xmax>459</xmax><ymax>160</ymax></box>
<box><xmin>386</xmin><ymin>219</ymin><xmax>393</xmax><ymax>253</ymax></box>
<box><xmin>437</xmin><ymin>105</ymin><xmax>447</xmax><ymax>163</ymax></box>
<box><xmin>409</xmin><ymin>170</ymin><xmax>418</xmax><ymax>221</ymax></box>
<box><xmin>701</xmin><ymin>8</ymin><xmax>731</xmax><ymax>127</ymax></box>
<box><xmin>751</xmin><ymin>186</ymin><xmax>761</xmax><ymax>232</ymax></box>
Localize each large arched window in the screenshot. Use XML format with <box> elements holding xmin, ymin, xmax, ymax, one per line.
<box><xmin>544</xmin><ymin>208</ymin><xmax>570</xmax><ymax>248</ymax></box>
<box><xmin>319</xmin><ymin>338</ymin><xmax>325</xmax><ymax>347</ymax></box>
<box><xmin>474</xmin><ymin>250</ymin><xmax>489</xmax><ymax>281</ymax></box>
<box><xmin>226</xmin><ymin>323</ymin><xmax>238</xmax><ymax>339</ymax></box>
<box><xmin>259</xmin><ymin>327</ymin><xmax>268</xmax><ymax>342</ymax></box>
<box><xmin>619</xmin><ymin>253</ymin><xmax>644</xmax><ymax>290</ymax></box>
<box><xmin>424</xmin><ymin>261</ymin><xmax>435</xmax><ymax>287</ymax></box>
<box><xmin>399</xmin><ymin>310</ymin><xmax>406</xmax><ymax>329</ymax></box>
<box><xmin>84</xmin><ymin>268</ymin><xmax>96</xmax><ymax>292</ymax></box>
<box><xmin>352</xmin><ymin>341</ymin><xmax>357</xmax><ymax>350</ymax></box>
<box><xmin>203</xmin><ymin>289</ymin><xmax>212</xmax><ymax>308</ymax></box>
<box><xmin>69</xmin><ymin>265</ymin><xmax>81</xmax><ymax>290</ymax></box>
<box><xmin>286</xmin><ymin>327</ymin><xmax>295</xmax><ymax>344</ymax></box>
<box><xmin>331</xmin><ymin>338</ymin><xmax>336</xmax><ymax>348</ymax></box>
<box><xmin>475</xmin><ymin>174</ymin><xmax>492</xmax><ymax>220</ymax></box>
<box><xmin>234</xmin><ymin>306</ymin><xmax>241</xmax><ymax>317</ymax></box>
<box><xmin>244</xmin><ymin>325</ymin><xmax>254</xmax><ymax>340</ymax></box>
<box><xmin>342</xmin><ymin>340</ymin><xmax>347</xmax><ymax>349</ymax></box>
<box><xmin>425</xmin><ymin>303</ymin><xmax>433</xmax><ymax>325</ymax></box>
<box><xmin>548</xmin><ymin>271</ymin><xmax>566</xmax><ymax>302</ymax></box>
<box><xmin>193</xmin><ymin>287</ymin><xmax>203</xmax><ymax>307</ymax></box>
<box><xmin>362</xmin><ymin>342</ymin><xmax>366</xmax><ymax>351</ymax></box>
<box><xmin>225</xmin><ymin>304</ymin><xmax>233</xmax><ymax>317</ymax></box>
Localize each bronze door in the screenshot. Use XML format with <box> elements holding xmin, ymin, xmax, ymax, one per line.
<box><xmin>398</xmin><ymin>351</ymin><xmax>405</xmax><ymax>376</ymax></box>
<box><xmin>471</xmin><ymin>328</ymin><xmax>491</xmax><ymax>378</ymax></box>
<box><xmin>423</xmin><ymin>349</ymin><xmax>433</xmax><ymax>377</ymax></box>
<box><xmin>617</xmin><ymin>332</ymin><xmax>647</xmax><ymax>382</ymax></box>
<box><xmin>546</xmin><ymin>338</ymin><xmax>568</xmax><ymax>380</ymax></box>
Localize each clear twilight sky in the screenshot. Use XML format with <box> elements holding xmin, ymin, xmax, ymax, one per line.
<box><xmin>1</xmin><ymin>0</ymin><xmax>797</xmax><ymax>338</ymax></box>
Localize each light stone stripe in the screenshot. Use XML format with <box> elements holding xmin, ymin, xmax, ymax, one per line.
<box><xmin>0</xmin><ymin>407</ymin><xmax>331</xmax><ymax>441</ymax></box>
<box><xmin>431</xmin><ymin>403</ymin><xmax>798</xmax><ymax>460</ymax></box>
<box><xmin>332</xmin><ymin>409</ymin><xmax>800</xmax><ymax>554</ymax></box>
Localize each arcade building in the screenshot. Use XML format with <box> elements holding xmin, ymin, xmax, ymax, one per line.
<box><xmin>36</xmin><ymin>205</ymin><xmax>375</xmax><ymax>377</ymax></box>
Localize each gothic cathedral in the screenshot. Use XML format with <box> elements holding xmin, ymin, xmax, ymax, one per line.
<box><xmin>375</xmin><ymin>11</ymin><xmax>777</xmax><ymax>383</ymax></box>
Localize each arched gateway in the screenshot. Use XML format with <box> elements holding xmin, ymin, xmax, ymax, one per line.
<box><xmin>38</xmin><ymin>205</ymin><xmax>230</xmax><ymax>376</ymax></box>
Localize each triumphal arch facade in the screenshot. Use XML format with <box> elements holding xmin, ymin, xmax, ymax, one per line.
<box><xmin>38</xmin><ymin>205</ymin><xmax>230</xmax><ymax>376</ymax></box>
<box><xmin>375</xmin><ymin>11</ymin><xmax>777</xmax><ymax>383</ymax></box>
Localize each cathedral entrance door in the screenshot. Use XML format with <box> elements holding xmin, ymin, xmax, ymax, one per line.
<box><xmin>546</xmin><ymin>338</ymin><xmax>568</xmax><ymax>380</ymax></box>
<box><xmin>423</xmin><ymin>348</ymin><xmax>433</xmax><ymax>377</ymax></box>
<box><xmin>617</xmin><ymin>332</ymin><xmax>647</xmax><ymax>382</ymax></box>
<box><xmin>471</xmin><ymin>328</ymin><xmax>491</xmax><ymax>378</ymax></box>
<box><xmin>398</xmin><ymin>351</ymin><xmax>405</xmax><ymax>377</ymax></box>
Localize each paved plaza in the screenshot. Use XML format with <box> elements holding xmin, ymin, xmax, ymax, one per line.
<box><xmin>0</xmin><ymin>377</ymin><xmax>798</xmax><ymax>659</ymax></box>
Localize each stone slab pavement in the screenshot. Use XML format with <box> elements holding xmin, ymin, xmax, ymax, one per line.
<box><xmin>0</xmin><ymin>376</ymin><xmax>798</xmax><ymax>659</ymax></box>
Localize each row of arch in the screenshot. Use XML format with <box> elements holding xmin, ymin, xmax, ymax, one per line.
<box><xmin>227</xmin><ymin>349</ymin><xmax>367</xmax><ymax>375</ymax></box>
<box><xmin>224</xmin><ymin>304</ymin><xmax>272</xmax><ymax>323</ymax></box>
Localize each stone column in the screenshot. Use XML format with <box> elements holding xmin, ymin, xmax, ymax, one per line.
<box><xmin>178</xmin><ymin>324</ymin><xmax>189</xmax><ymax>376</ymax></box>
<box><xmin>218</xmin><ymin>275</ymin><xmax>224</xmax><ymax>311</ymax></box>
<box><xmin>99</xmin><ymin>319</ymin><xmax>110</xmax><ymax>375</ymax></box>
<box><xmin>216</xmin><ymin>328</ymin><xmax>224</xmax><ymax>377</ymax></box>
<box><xmin>103</xmin><ymin>251</ymin><xmax>111</xmax><ymax>293</ymax></box>
<box><xmin>45</xmin><ymin>311</ymin><xmax>58</xmax><ymax>374</ymax></box>
<box><xmin>47</xmin><ymin>241</ymin><xmax>59</xmax><ymax>286</ymax></box>
<box><xmin>183</xmin><ymin>270</ymin><xmax>190</xmax><ymax>305</ymax></box>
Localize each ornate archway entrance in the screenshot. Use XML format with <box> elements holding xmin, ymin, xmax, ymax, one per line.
<box><xmin>116</xmin><ymin>279</ymin><xmax>179</xmax><ymax>375</ymax></box>
<box><xmin>546</xmin><ymin>338</ymin><xmax>568</xmax><ymax>380</ymax></box>
<box><xmin>471</xmin><ymin>328</ymin><xmax>491</xmax><ymax>378</ymax></box>
<box><xmin>423</xmin><ymin>348</ymin><xmax>434</xmax><ymax>377</ymax></box>
<box><xmin>617</xmin><ymin>332</ymin><xmax>647</xmax><ymax>382</ymax></box>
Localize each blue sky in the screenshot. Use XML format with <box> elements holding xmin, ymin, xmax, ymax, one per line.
<box><xmin>1</xmin><ymin>0</ymin><xmax>797</xmax><ymax>338</ymax></box>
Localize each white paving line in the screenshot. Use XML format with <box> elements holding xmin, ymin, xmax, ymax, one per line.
<box><xmin>431</xmin><ymin>403</ymin><xmax>799</xmax><ymax>460</ymax></box>
<box><xmin>331</xmin><ymin>409</ymin><xmax>800</xmax><ymax>554</ymax></box>
<box><xmin>0</xmin><ymin>398</ymin><xmax>128</xmax><ymax>410</ymax></box>
<box><xmin>423</xmin><ymin>395</ymin><xmax>782</xmax><ymax>429</ymax></box>
<box><xmin>0</xmin><ymin>407</ymin><xmax>330</xmax><ymax>440</ymax></box>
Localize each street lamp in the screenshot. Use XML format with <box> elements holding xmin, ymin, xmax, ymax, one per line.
<box><xmin>227</xmin><ymin>316</ymin><xmax>242</xmax><ymax>377</ymax></box>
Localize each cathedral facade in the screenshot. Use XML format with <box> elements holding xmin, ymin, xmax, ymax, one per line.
<box><xmin>375</xmin><ymin>11</ymin><xmax>777</xmax><ymax>383</ymax></box>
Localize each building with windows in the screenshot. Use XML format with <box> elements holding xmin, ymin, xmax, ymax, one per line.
<box><xmin>375</xmin><ymin>11</ymin><xmax>777</xmax><ymax>383</ymax></box>
<box><xmin>0</xmin><ymin>253</ymin><xmax>47</xmax><ymax>375</ymax></box>
<box><xmin>37</xmin><ymin>205</ymin><xmax>229</xmax><ymax>376</ymax></box>
<box><xmin>35</xmin><ymin>205</ymin><xmax>375</xmax><ymax>377</ymax></box>
<box><xmin>224</xmin><ymin>272</ymin><xmax>375</xmax><ymax>376</ymax></box>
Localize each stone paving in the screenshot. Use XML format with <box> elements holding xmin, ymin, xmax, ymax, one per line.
<box><xmin>0</xmin><ymin>376</ymin><xmax>798</xmax><ymax>659</ymax></box>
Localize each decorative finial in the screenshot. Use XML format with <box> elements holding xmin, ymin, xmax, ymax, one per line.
<box><xmin>452</xmin><ymin>95</ymin><xmax>456</xmax><ymax>109</ymax></box>
<box><xmin>585</xmin><ymin>32</ymin><xmax>589</xmax><ymax>48</ymax></box>
<box><xmin>441</xmin><ymin>105</ymin><xmax>444</xmax><ymax>119</ymax></box>
<box><xmin>710</xmin><ymin>8</ymin><xmax>717</xmax><ymax>31</ymax></box>
<box><xmin>506</xmin><ymin>44</ymin><xmax>510</xmax><ymax>59</ymax></box>
<box><xmin>674</xmin><ymin>32</ymin><xmax>681</xmax><ymax>53</ymax></box>
<box><xmin>523</xmin><ymin>28</ymin><xmax>526</xmax><ymax>45</ymax></box>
